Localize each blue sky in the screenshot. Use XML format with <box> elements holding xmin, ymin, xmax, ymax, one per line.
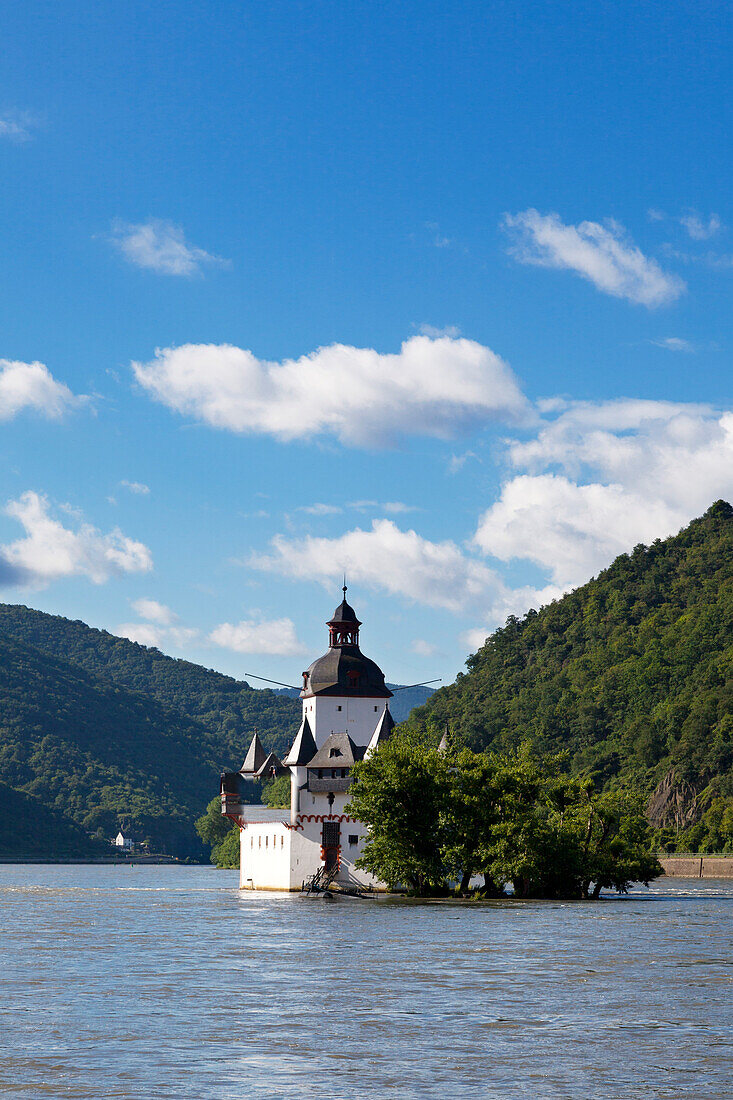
<box><xmin>1</xmin><ymin>0</ymin><xmax>731</xmax><ymax>687</ymax></box>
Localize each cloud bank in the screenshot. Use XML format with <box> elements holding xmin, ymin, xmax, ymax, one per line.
<box><xmin>0</xmin><ymin>492</ymin><xmax>153</xmax><ymax>588</ymax></box>
<box><xmin>132</xmin><ymin>335</ymin><xmax>530</xmax><ymax>448</ymax></box>
<box><xmin>503</xmin><ymin>209</ymin><xmax>685</xmax><ymax>307</ymax></box>
<box><xmin>475</xmin><ymin>401</ymin><xmax>733</xmax><ymax>586</ymax></box>
<box><xmin>210</xmin><ymin>618</ymin><xmax>306</xmax><ymax>657</ymax></box>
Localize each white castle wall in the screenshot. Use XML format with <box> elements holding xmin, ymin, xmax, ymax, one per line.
<box><xmin>239</xmin><ymin>791</ymin><xmax>383</xmax><ymax>891</ymax></box>
<box><xmin>301</xmin><ymin>695</ymin><xmax>388</xmax><ymax>748</ymax></box>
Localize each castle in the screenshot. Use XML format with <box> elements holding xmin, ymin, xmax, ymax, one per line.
<box><xmin>220</xmin><ymin>588</ymin><xmax>394</xmax><ymax>890</ymax></box>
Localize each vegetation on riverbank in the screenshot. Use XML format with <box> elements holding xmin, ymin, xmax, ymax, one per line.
<box><xmin>348</xmin><ymin>733</ymin><xmax>663</xmax><ymax>897</ymax></box>
<box><xmin>404</xmin><ymin>502</ymin><xmax>733</xmax><ymax>852</ymax></box>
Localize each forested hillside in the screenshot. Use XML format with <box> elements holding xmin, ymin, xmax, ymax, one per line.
<box><xmin>0</xmin><ymin>635</ymin><xmax>223</xmax><ymax>856</ymax></box>
<box><xmin>407</xmin><ymin>502</ymin><xmax>733</xmax><ymax>848</ymax></box>
<box><xmin>0</xmin><ymin>610</ymin><xmax>301</xmax><ymax>857</ymax></box>
<box><xmin>0</xmin><ymin>603</ymin><xmax>300</xmax><ymax>757</ymax></box>
<box><xmin>0</xmin><ymin>780</ymin><xmax>107</xmax><ymax>859</ymax></box>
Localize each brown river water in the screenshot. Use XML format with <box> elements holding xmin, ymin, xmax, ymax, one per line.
<box><xmin>0</xmin><ymin>865</ymin><xmax>731</xmax><ymax>1099</ymax></box>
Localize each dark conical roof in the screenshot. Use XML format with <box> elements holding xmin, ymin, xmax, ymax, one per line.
<box><xmin>241</xmin><ymin>730</ymin><xmax>267</xmax><ymax>774</ymax></box>
<box><xmin>284</xmin><ymin>714</ymin><xmax>318</xmax><ymax>766</ymax></box>
<box><xmin>366</xmin><ymin>704</ymin><xmax>395</xmax><ymax>755</ymax></box>
<box><xmin>254</xmin><ymin>751</ymin><xmax>285</xmax><ymax>778</ymax></box>
<box><xmin>328</xmin><ymin>586</ymin><xmax>361</xmax><ymax>626</ymax></box>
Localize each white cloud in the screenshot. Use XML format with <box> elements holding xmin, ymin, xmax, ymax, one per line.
<box><xmin>109</xmin><ymin>219</ymin><xmax>227</xmax><ymax>277</ymax></box>
<box><xmin>298</xmin><ymin>503</ymin><xmax>343</xmax><ymax>516</ymax></box>
<box><xmin>474</xmin><ymin>401</ymin><xmax>733</xmax><ymax>587</ymax></box>
<box><xmin>251</xmin><ymin>518</ymin><xmax>497</xmax><ymax>613</ymax></box>
<box><xmin>417</xmin><ymin>324</ymin><xmax>461</xmax><ymax>338</ymax></box>
<box><xmin>116</xmin><ymin>622</ymin><xmax>164</xmax><ymax>648</ymax></box>
<box><xmin>679</xmin><ymin>212</ymin><xmax>723</xmax><ymax>240</ymax></box>
<box><xmin>475</xmin><ymin>474</ymin><xmax>684</xmax><ymax>587</ymax></box>
<box><xmin>120</xmin><ymin>480</ymin><xmax>150</xmax><ymax>495</ymax></box>
<box><xmin>503</xmin><ymin>209</ymin><xmax>685</xmax><ymax>307</ymax></box>
<box><xmin>447</xmin><ymin>450</ymin><xmax>477</xmax><ymax>474</ymax></box>
<box><xmin>0</xmin><ymin>360</ymin><xmax>81</xmax><ymax>420</ymax></box>
<box><xmin>381</xmin><ymin>502</ymin><xmax>418</xmax><ymax>514</ymax></box>
<box><xmin>131</xmin><ymin>598</ymin><xmax>175</xmax><ymax>625</ymax></box>
<box><xmin>0</xmin><ymin>491</ymin><xmax>152</xmax><ymax>588</ymax></box>
<box><xmin>411</xmin><ymin>639</ymin><xmax>438</xmax><ymax>658</ymax></box>
<box><xmin>209</xmin><ymin>618</ymin><xmax>306</xmax><ymax>657</ymax></box>
<box><xmin>0</xmin><ymin>112</ymin><xmax>37</xmax><ymax>141</ymax></box>
<box><xmin>132</xmin><ymin>335</ymin><xmax>530</xmax><ymax>448</ymax></box>
<box><xmin>651</xmin><ymin>337</ymin><xmax>695</xmax><ymax>353</ymax></box>
<box><xmin>117</xmin><ymin>605</ymin><xmax>198</xmax><ymax>651</ymax></box>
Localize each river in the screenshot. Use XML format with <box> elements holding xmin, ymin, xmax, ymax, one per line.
<box><xmin>0</xmin><ymin>865</ymin><xmax>731</xmax><ymax>1099</ymax></box>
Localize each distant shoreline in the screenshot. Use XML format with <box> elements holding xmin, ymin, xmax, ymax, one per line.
<box><xmin>0</xmin><ymin>855</ymin><xmax>206</xmax><ymax>865</ymax></box>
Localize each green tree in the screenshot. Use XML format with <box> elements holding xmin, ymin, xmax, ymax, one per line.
<box><xmin>195</xmin><ymin>796</ymin><xmax>240</xmax><ymax>867</ymax></box>
<box><xmin>261</xmin><ymin>774</ymin><xmax>291</xmax><ymax>808</ymax></box>
<box><xmin>348</xmin><ymin>733</ymin><xmax>446</xmax><ymax>894</ymax></box>
<box><xmin>350</xmin><ymin>737</ymin><xmax>663</xmax><ymax>898</ymax></box>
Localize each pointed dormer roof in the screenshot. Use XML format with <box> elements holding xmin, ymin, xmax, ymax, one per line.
<box><xmin>307</xmin><ymin>729</ymin><xmax>364</xmax><ymax>769</ymax></box>
<box><xmin>241</xmin><ymin>730</ymin><xmax>267</xmax><ymax>774</ymax></box>
<box><xmin>438</xmin><ymin>725</ymin><xmax>450</xmax><ymax>754</ymax></box>
<box><xmin>365</xmin><ymin>704</ymin><xmax>395</xmax><ymax>757</ymax></box>
<box><xmin>255</xmin><ymin>751</ymin><xmax>285</xmax><ymax>778</ymax></box>
<box><xmin>283</xmin><ymin>714</ymin><xmax>318</xmax><ymax>767</ymax></box>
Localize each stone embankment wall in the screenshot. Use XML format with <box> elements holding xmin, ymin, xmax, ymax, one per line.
<box><xmin>661</xmin><ymin>855</ymin><xmax>733</xmax><ymax>878</ymax></box>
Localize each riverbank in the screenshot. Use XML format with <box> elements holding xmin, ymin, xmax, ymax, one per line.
<box><xmin>661</xmin><ymin>854</ymin><xmax>733</xmax><ymax>877</ymax></box>
<box><xmin>0</xmin><ymin>854</ymin><xmax>200</xmax><ymax>865</ymax></box>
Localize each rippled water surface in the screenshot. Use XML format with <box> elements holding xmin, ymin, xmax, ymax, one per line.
<box><xmin>0</xmin><ymin>865</ymin><xmax>731</xmax><ymax>1099</ymax></box>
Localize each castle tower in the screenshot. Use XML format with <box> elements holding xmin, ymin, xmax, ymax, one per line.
<box><xmin>299</xmin><ymin>586</ymin><xmax>392</xmax><ymax>749</ymax></box>
<box><xmin>222</xmin><ymin>588</ymin><xmax>396</xmax><ymax>891</ymax></box>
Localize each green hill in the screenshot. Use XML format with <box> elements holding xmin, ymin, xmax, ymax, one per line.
<box><xmin>0</xmin><ymin>603</ymin><xmax>300</xmax><ymax>759</ymax></box>
<box><xmin>0</xmin><ymin>780</ymin><xmax>107</xmax><ymax>858</ymax></box>
<box><xmin>406</xmin><ymin>501</ymin><xmax>733</xmax><ymax>845</ymax></box>
<box><xmin>0</xmin><ymin>611</ymin><xmax>301</xmax><ymax>858</ymax></box>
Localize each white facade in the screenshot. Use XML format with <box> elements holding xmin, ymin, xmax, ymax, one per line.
<box><xmin>301</xmin><ymin>694</ymin><xmax>388</xmax><ymax>749</ymax></box>
<box><xmin>238</xmin><ymin>811</ymin><xmax>380</xmax><ymax>892</ymax></box>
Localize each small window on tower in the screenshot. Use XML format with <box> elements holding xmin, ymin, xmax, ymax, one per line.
<box><xmin>349</xmin><ymin>834</ymin><xmax>359</xmax><ymax>846</ymax></box>
<box><xmin>337</xmin><ymin>705</ymin><xmax>342</xmax><ymax>711</ymax></box>
<box><xmin>374</xmin><ymin>706</ymin><xmax>378</xmax><ymax>711</ymax></box>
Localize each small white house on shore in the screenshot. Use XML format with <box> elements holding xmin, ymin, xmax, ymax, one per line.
<box><xmin>112</xmin><ymin>831</ymin><xmax>134</xmax><ymax>851</ymax></box>
<box><xmin>220</xmin><ymin>589</ymin><xmax>395</xmax><ymax>891</ymax></box>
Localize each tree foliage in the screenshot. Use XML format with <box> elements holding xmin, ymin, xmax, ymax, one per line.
<box><xmin>195</xmin><ymin>796</ymin><xmax>240</xmax><ymax>868</ymax></box>
<box><xmin>349</xmin><ymin>734</ymin><xmax>663</xmax><ymax>897</ymax></box>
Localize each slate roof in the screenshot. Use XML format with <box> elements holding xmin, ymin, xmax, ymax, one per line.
<box><xmin>241</xmin><ymin>730</ymin><xmax>267</xmax><ymax>774</ymax></box>
<box><xmin>283</xmin><ymin>714</ymin><xmax>318</xmax><ymax>766</ymax></box>
<box><xmin>255</xmin><ymin>751</ymin><xmax>286</xmax><ymax>778</ymax></box>
<box><xmin>240</xmin><ymin>804</ymin><xmax>290</xmax><ymax>824</ymax></box>
<box><xmin>307</xmin><ymin>730</ymin><xmax>365</xmax><ymax>769</ymax></box>
<box><xmin>365</xmin><ymin>704</ymin><xmax>395</xmax><ymax>756</ymax></box>
<box><xmin>302</xmin><ymin>646</ymin><xmax>392</xmax><ymax>698</ymax></box>
<box><xmin>328</xmin><ymin>590</ymin><xmax>361</xmax><ymax>626</ymax></box>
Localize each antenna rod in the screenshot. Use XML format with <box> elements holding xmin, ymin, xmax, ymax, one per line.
<box><xmin>244</xmin><ymin>673</ymin><xmax>301</xmax><ymax>691</ymax></box>
<box><xmin>390</xmin><ymin>679</ymin><xmax>442</xmax><ymax>691</ymax></box>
